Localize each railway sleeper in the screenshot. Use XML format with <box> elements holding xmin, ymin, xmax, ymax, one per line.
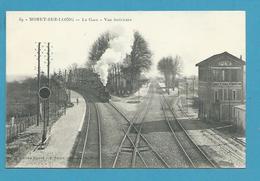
<box><xmin>138</xmin><ymin>146</ymin><xmax>150</xmax><ymax>152</ymax></box>
<box><xmin>122</xmin><ymin>147</ymin><xmax>134</xmax><ymax>152</ymax></box>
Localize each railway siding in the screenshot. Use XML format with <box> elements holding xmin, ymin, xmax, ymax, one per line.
<box><xmin>175</xmin><ymin>99</ymin><xmax>245</xmax><ymax>168</ymax></box>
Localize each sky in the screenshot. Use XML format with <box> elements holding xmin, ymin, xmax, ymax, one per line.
<box><xmin>6</xmin><ymin>11</ymin><xmax>245</xmax><ymax>78</ymax></box>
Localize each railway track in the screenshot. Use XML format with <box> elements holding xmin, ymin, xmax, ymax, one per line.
<box><xmin>110</xmin><ymin>84</ymin><xmax>170</xmax><ymax>168</ymax></box>
<box><xmin>178</xmin><ymin>104</ymin><xmax>245</xmax><ymax>166</ymax></box>
<box><xmin>200</xmin><ymin>129</ymin><xmax>245</xmax><ymax>163</ymax></box>
<box><xmin>68</xmin><ymin>96</ymin><xmax>102</xmax><ymax>168</ymax></box>
<box><xmin>80</xmin><ymin>98</ymin><xmax>102</xmax><ymax>168</ymax></box>
<box><xmin>231</xmin><ymin>137</ymin><xmax>246</xmax><ymax>147</ymax></box>
<box><xmin>160</xmin><ymin>94</ymin><xmax>217</xmax><ymax>168</ymax></box>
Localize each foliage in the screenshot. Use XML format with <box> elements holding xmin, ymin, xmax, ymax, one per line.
<box><xmin>6</xmin><ymin>78</ymin><xmax>38</xmax><ymax>119</ymax></box>
<box><xmin>122</xmin><ymin>31</ymin><xmax>152</xmax><ymax>92</ymax></box>
<box><xmin>157</xmin><ymin>56</ymin><xmax>182</xmax><ymax>93</ymax></box>
<box><xmin>6</xmin><ymin>75</ymin><xmax>67</xmax><ymax>121</ymax></box>
<box><xmin>87</xmin><ymin>32</ymin><xmax>116</xmax><ymax>67</ymax></box>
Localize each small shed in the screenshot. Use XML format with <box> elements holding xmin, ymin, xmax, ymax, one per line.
<box><xmin>233</xmin><ymin>104</ymin><xmax>245</xmax><ymax>133</ymax></box>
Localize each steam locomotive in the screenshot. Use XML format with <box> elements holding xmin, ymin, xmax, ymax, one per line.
<box><xmin>69</xmin><ymin>68</ymin><xmax>110</xmax><ymax>102</ymax></box>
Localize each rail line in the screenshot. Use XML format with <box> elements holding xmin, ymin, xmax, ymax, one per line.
<box><xmin>160</xmin><ymin>93</ymin><xmax>217</xmax><ymax>168</ymax></box>
<box><xmin>231</xmin><ymin>137</ymin><xmax>246</xmax><ymax>147</ymax></box>
<box><xmin>71</xmin><ymin>93</ymin><xmax>102</xmax><ymax>168</ymax></box>
<box><xmin>79</xmin><ymin>99</ymin><xmax>91</xmax><ymax>167</ymax></box>
<box><xmin>178</xmin><ymin>104</ymin><xmax>245</xmax><ymax>165</ymax></box>
<box><xmin>110</xmin><ymin>84</ymin><xmax>170</xmax><ymax>168</ymax></box>
<box><xmin>200</xmin><ymin>129</ymin><xmax>245</xmax><ymax>163</ymax></box>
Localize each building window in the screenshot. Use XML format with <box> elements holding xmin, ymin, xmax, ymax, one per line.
<box><xmin>212</xmin><ymin>70</ymin><xmax>216</xmax><ymax>81</ymax></box>
<box><xmin>225</xmin><ymin>69</ymin><xmax>231</xmax><ymax>82</ymax></box>
<box><xmin>222</xmin><ymin>70</ymin><xmax>225</xmax><ymax>81</ymax></box>
<box><xmin>214</xmin><ymin>90</ymin><xmax>218</xmax><ymax>102</ymax></box>
<box><xmin>231</xmin><ymin>69</ymin><xmax>239</xmax><ymax>82</ymax></box>
<box><xmin>212</xmin><ymin>69</ymin><xmax>223</xmax><ymax>82</ymax></box>
<box><xmin>233</xmin><ymin>90</ymin><xmax>236</xmax><ymax>100</ymax></box>
<box><xmin>218</xmin><ymin>89</ymin><xmax>223</xmax><ymax>100</ymax></box>
<box><xmin>230</xmin><ymin>89</ymin><xmax>242</xmax><ymax>100</ymax></box>
<box><xmin>224</xmin><ymin>89</ymin><xmax>228</xmax><ymax>100</ymax></box>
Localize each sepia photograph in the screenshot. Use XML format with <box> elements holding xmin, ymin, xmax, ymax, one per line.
<box><xmin>6</xmin><ymin>11</ymin><xmax>245</xmax><ymax>168</ymax></box>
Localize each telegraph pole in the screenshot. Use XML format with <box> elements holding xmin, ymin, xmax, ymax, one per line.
<box><xmin>68</xmin><ymin>70</ymin><xmax>72</xmax><ymax>102</ymax></box>
<box><xmin>192</xmin><ymin>76</ymin><xmax>195</xmax><ymax>99</ymax></box>
<box><xmin>65</xmin><ymin>69</ymin><xmax>67</xmax><ymax>83</ymax></box>
<box><xmin>110</xmin><ymin>68</ymin><xmax>113</xmax><ymax>93</ymax></box>
<box><xmin>177</xmin><ymin>79</ymin><xmax>180</xmax><ymax>96</ymax></box>
<box><xmin>228</xmin><ymin>85</ymin><xmax>231</xmax><ymax>122</ymax></box>
<box><xmin>115</xmin><ymin>65</ymin><xmax>117</xmax><ymax>95</ymax></box>
<box><xmin>186</xmin><ymin>78</ymin><xmax>188</xmax><ymax>113</ymax></box>
<box><xmin>39</xmin><ymin>87</ymin><xmax>51</xmax><ymax>145</ymax></box>
<box><xmin>42</xmin><ymin>100</ymin><xmax>46</xmax><ymax>143</ymax></box>
<box><xmin>37</xmin><ymin>42</ymin><xmax>41</xmax><ymax>126</ymax></box>
<box><xmin>47</xmin><ymin>42</ymin><xmax>50</xmax><ymax>126</ymax></box>
<box><xmin>117</xmin><ymin>63</ymin><xmax>121</xmax><ymax>95</ymax></box>
<box><xmin>64</xmin><ymin>70</ymin><xmax>67</xmax><ymax>115</ymax></box>
<box><xmin>114</xmin><ymin>65</ymin><xmax>117</xmax><ymax>94</ymax></box>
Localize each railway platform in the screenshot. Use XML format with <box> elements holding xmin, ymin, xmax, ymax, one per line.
<box><xmin>16</xmin><ymin>91</ymin><xmax>86</xmax><ymax>168</ymax></box>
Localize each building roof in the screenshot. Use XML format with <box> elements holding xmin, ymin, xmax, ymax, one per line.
<box><xmin>195</xmin><ymin>52</ymin><xmax>245</xmax><ymax>67</ymax></box>
<box><xmin>234</xmin><ymin>104</ymin><xmax>246</xmax><ymax>111</ymax></box>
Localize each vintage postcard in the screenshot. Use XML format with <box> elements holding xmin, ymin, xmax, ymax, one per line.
<box><xmin>6</xmin><ymin>11</ymin><xmax>245</xmax><ymax>168</ymax></box>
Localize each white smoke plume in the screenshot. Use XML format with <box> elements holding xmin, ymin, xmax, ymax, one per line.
<box><xmin>95</xmin><ymin>27</ymin><xmax>133</xmax><ymax>85</ymax></box>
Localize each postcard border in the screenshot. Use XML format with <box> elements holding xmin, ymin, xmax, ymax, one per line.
<box><xmin>0</xmin><ymin>0</ymin><xmax>259</xmax><ymax>181</ymax></box>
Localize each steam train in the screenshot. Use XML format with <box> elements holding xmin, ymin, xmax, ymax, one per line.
<box><xmin>69</xmin><ymin>68</ymin><xmax>110</xmax><ymax>102</ymax></box>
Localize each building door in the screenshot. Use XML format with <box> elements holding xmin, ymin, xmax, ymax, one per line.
<box><xmin>213</xmin><ymin>101</ymin><xmax>220</xmax><ymax>121</ymax></box>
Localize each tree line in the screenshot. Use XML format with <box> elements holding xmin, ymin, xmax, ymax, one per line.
<box><xmin>86</xmin><ymin>31</ymin><xmax>152</xmax><ymax>95</ymax></box>
<box><xmin>157</xmin><ymin>55</ymin><xmax>182</xmax><ymax>94</ymax></box>
<box><xmin>6</xmin><ymin>73</ymin><xmax>68</xmax><ymax>121</ymax></box>
<box><xmin>86</xmin><ymin>30</ymin><xmax>182</xmax><ymax>96</ymax></box>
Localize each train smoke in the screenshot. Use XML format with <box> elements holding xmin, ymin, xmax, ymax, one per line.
<box><xmin>95</xmin><ymin>27</ymin><xmax>133</xmax><ymax>85</ymax></box>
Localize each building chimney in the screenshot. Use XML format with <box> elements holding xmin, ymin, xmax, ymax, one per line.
<box><xmin>240</xmin><ymin>55</ymin><xmax>242</xmax><ymax>60</ymax></box>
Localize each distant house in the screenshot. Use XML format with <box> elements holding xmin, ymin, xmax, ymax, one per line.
<box><xmin>195</xmin><ymin>52</ymin><xmax>245</xmax><ymax>122</ymax></box>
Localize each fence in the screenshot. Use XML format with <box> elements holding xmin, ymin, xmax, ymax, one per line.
<box><xmin>6</xmin><ymin>115</ymin><xmax>37</xmax><ymax>143</ymax></box>
<box><xmin>6</xmin><ymin>108</ymin><xmax>66</xmax><ymax>143</ymax></box>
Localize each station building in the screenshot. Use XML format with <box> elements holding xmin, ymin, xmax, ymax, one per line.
<box><xmin>195</xmin><ymin>52</ymin><xmax>245</xmax><ymax>122</ymax></box>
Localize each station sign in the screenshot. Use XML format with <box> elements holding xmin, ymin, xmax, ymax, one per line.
<box><xmin>39</xmin><ymin>87</ymin><xmax>51</xmax><ymax>100</ymax></box>
<box><xmin>212</xmin><ymin>82</ymin><xmax>242</xmax><ymax>86</ymax></box>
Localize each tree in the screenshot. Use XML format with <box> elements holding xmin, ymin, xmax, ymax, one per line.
<box><xmin>69</xmin><ymin>63</ymin><xmax>78</xmax><ymax>73</ymax></box>
<box><xmin>87</xmin><ymin>32</ymin><xmax>116</xmax><ymax>68</ymax></box>
<box><xmin>122</xmin><ymin>31</ymin><xmax>152</xmax><ymax>93</ymax></box>
<box><xmin>157</xmin><ymin>56</ymin><xmax>181</xmax><ymax>94</ymax></box>
<box><xmin>67</xmin><ymin>63</ymin><xmax>78</xmax><ymax>82</ymax></box>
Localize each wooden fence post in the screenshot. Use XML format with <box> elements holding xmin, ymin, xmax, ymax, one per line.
<box><xmin>16</xmin><ymin>125</ymin><xmax>18</xmax><ymax>137</ymax></box>
<box><xmin>13</xmin><ymin>126</ymin><xmax>16</xmax><ymax>139</ymax></box>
